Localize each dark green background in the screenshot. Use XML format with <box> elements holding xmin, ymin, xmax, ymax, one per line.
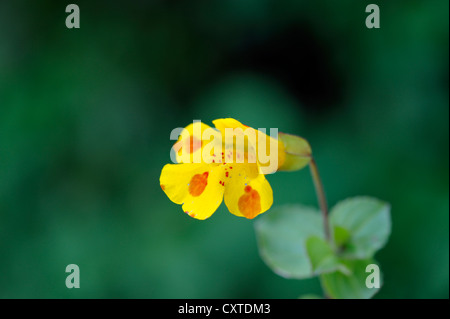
<box><xmin>0</xmin><ymin>0</ymin><xmax>448</xmax><ymax>298</ymax></box>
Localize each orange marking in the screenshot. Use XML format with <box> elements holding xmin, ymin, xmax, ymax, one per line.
<box><xmin>238</xmin><ymin>186</ymin><xmax>261</xmax><ymax>219</ymax></box>
<box><xmin>188</xmin><ymin>172</ymin><xmax>209</xmax><ymax>196</ymax></box>
<box><xmin>161</xmin><ymin>184</ymin><xmax>165</xmax><ymax>191</ymax></box>
<box><xmin>177</xmin><ymin>136</ymin><xmax>203</xmax><ymax>155</ymax></box>
<box><xmin>189</xmin><ymin>136</ymin><xmax>202</xmax><ymax>153</ymax></box>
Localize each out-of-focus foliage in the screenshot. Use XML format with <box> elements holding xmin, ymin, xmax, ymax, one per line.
<box><xmin>0</xmin><ymin>0</ymin><xmax>448</xmax><ymax>298</ymax></box>
<box><xmin>255</xmin><ymin>197</ymin><xmax>391</xmax><ymax>298</ymax></box>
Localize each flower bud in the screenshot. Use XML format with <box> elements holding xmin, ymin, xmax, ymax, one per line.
<box><xmin>277</xmin><ymin>132</ymin><xmax>312</xmax><ymax>172</ymax></box>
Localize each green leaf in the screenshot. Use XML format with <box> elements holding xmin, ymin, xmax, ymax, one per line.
<box><xmin>305</xmin><ymin>236</ymin><xmax>350</xmax><ymax>276</ymax></box>
<box><xmin>329</xmin><ymin>197</ymin><xmax>391</xmax><ymax>259</ymax></box>
<box><xmin>254</xmin><ymin>205</ymin><xmax>324</xmax><ymax>279</ymax></box>
<box><xmin>333</xmin><ymin>226</ymin><xmax>351</xmax><ymax>248</ymax></box>
<box><xmin>320</xmin><ymin>259</ymin><xmax>382</xmax><ymax>299</ymax></box>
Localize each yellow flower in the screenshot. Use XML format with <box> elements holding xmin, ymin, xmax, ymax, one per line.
<box><xmin>160</xmin><ymin>118</ymin><xmax>312</xmax><ymax>220</ymax></box>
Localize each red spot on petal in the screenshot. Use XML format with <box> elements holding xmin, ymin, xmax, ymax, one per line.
<box><xmin>188</xmin><ymin>172</ymin><xmax>209</xmax><ymax>197</ymax></box>
<box><xmin>244</xmin><ymin>185</ymin><xmax>252</xmax><ymax>193</ymax></box>
<box><xmin>225</xmin><ymin>172</ymin><xmax>229</xmax><ymax>177</ymax></box>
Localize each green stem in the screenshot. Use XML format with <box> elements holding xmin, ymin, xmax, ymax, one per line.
<box><xmin>309</xmin><ymin>158</ymin><xmax>331</xmax><ymax>243</ymax></box>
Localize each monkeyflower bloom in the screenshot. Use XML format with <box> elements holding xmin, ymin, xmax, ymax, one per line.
<box><xmin>160</xmin><ymin>118</ymin><xmax>311</xmax><ymax>220</ymax></box>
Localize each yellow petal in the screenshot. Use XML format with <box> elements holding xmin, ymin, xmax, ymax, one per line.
<box><xmin>223</xmin><ymin>165</ymin><xmax>273</xmax><ymax>219</ymax></box>
<box><xmin>213</xmin><ymin>118</ymin><xmax>257</xmax><ymax>163</ymax></box>
<box><xmin>212</xmin><ymin>118</ymin><xmax>250</xmax><ymax>134</ymax></box>
<box><xmin>254</xmin><ymin>129</ymin><xmax>283</xmax><ymax>175</ymax></box>
<box><xmin>173</xmin><ymin>121</ymin><xmax>221</xmax><ymax>164</ymax></box>
<box><xmin>160</xmin><ymin>163</ymin><xmax>225</xmax><ymax>220</ymax></box>
<box><xmin>213</xmin><ymin>118</ymin><xmax>281</xmax><ymax>175</ymax></box>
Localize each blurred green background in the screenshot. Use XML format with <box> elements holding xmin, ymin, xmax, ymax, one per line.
<box><xmin>0</xmin><ymin>0</ymin><xmax>448</xmax><ymax>298</ymax></box>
